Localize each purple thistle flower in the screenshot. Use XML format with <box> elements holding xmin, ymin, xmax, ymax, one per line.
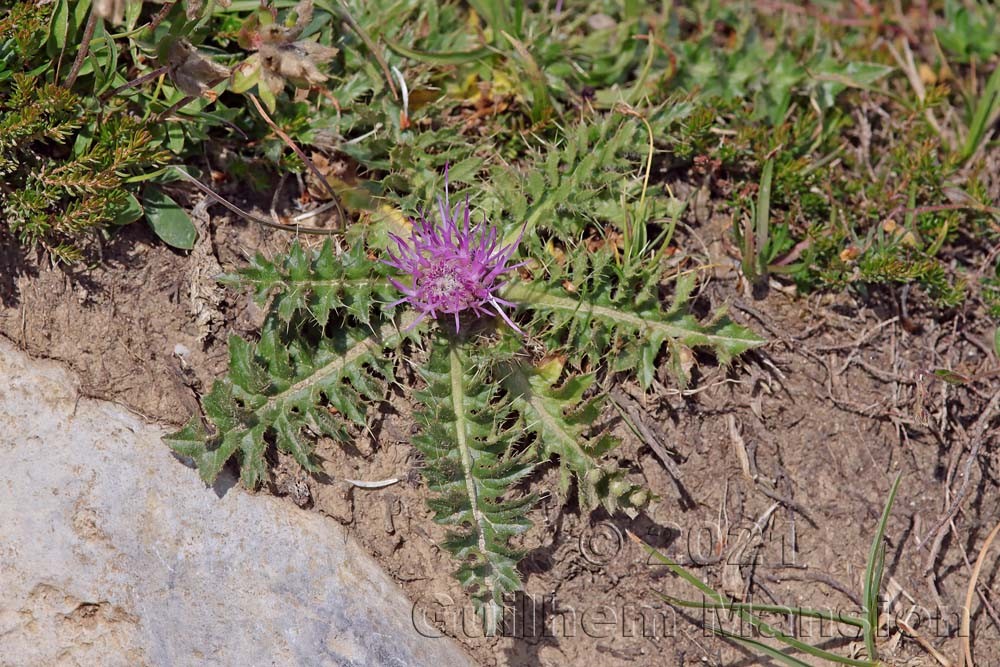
<box><xmin>384</xmin><ymin>185</ymin><xmax>524</xmax><ymax>333</ymax></box>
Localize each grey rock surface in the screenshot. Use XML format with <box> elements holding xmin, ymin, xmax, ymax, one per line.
<box><xmin>0</xmin><ymin>339</ymin><xmax>472</xmax><ymax>667</ymax></box>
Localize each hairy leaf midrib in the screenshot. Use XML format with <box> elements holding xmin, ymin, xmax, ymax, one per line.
<box><xmin>239</xmin><ymin>277</ymin><xmax>386</xmax><ymax>290</ymax></box>
<box><xmin>262</xmin><ymin>314</ymin><xmax>412</xmax><ymax>415</ymax></box>
<box><xmin>502</xmin><ymin>281</ymin><xmax>762</xmax><ymax>348</ymax></box>
<box><xmin>449</xmin><ymin>342</ymin><xmax>491</xmax><ymax>561</ymax></box>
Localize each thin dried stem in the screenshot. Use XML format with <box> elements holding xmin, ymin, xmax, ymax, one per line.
<box><xmin>248</xmin><ymin>94</ymin><xmax>346</xmax><ymax>229</ymax></box>
<box><xmin>146</xmin><ymin>1</ymin><xmax>176</xmax><ymax>32</ymax></box>
<box><xmin>169</xmin><ymin>166</ymin><xmax>340</xmax><ymax>235</ymax></box>
<box><xmin>962</xmin><ymin>521</ymin><xmax>1000</xmax><ymax>667</ymax></box>
<box><xmin>101</xmin><ymin>66</ymin><xmax>169</xmax><ymax>101</ymax></box>
<box><xmin>64</xmin><ymin>9</ymin><xmax>99</xmax><ymax>89</ymax></box>
<box><xmin>921</xmin><ymin>391</ymin><xmax>1000</xmax><ymax>550</ymax></box>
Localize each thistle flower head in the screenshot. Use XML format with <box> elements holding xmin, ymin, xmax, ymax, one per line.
<box><xmin>385</xmin><ymin>185</ymin><xmax>524</xmax><ymax>333</ymax></box>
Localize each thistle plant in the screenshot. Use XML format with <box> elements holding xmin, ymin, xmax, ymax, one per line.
<box><xmin>167</xmin><ymin>167</ymin><xmax>764</xmax><ymax>633</ymax></box>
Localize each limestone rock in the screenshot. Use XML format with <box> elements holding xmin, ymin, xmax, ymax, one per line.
<box><xmin>0</xmin><ymin>339</ymin><xmax>472</xmax><ymax>667</ymax></box>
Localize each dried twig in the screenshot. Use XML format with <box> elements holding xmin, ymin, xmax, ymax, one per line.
<box><xmin>885</xmin><ymin>37</ymin><xmax>945</xmax><ymax>139</ymax></box>
<box><xmin>727</xmin><ymin>414</ymin><xmax>755</xmax><ymax>482</ymax></box>
<box><xmin>921</xmin><ymin>391</ymin><xmax>1000</xmax><ymax>550</ymax></box>
<box><xmin>101</xmin><ymin>66</ymin><xmax>169</xmax><ymax>101</ymax></box>
<box><xmin>961</xmin><ymin>521</ymin><xmax>1000</xmax><ymax>667</ymax></box>
<box><xmin>764</xmin><ymin>568</ymin><xmax>862</xmax><ymax>608</ymax></box>
<box><xmin>334</xmin><ymin>0</ymin><xmax>398</xmax><ymax>100</ymax></box>
<box><xmin>752</xmin><ymin>483</ymin><xmax>817</xmax><ymax>528</ymax></box>
<box><xmin>63</xmin><ymin>9</ymin><xmax>99</xmax><ymax>89</ymax></box>
<box><xmin>345</xmin><ymin>477</ymin><xmax>400</xmax><ymax>489</ymax></box>
<box><xmin>154</xmin><ymin>94</ymin><xmax>196</xmax><ymax>123</ymax></box>
<box><xmin>146</xmin><ymin>1</ymin><xmax>176</xmax><ymax>33</ymax></box>
<box><xmin>731</xmin><ymin>298</ymin><xmax>790</xmax><ymax>346</ymax></box>
<box><xmin>609</xmin><ymin>388</ymin><xmax>692</xmax><ymax>508</ymax></box>
<box><xmin>813</xmin><ymin>316</ymin><xmax>899</xmax><ymax>353</ymax></box>
<box><xmin>249</xmin><ymin>94</ymin><xmax>347</xmax><ymax>228</ymax></box>
<box><xmin>169</xmin><ymin>166</ymin><xmax>341</xmax><ymax>235</ymax></box>
<box><xmin>726</xmin><ymin>416</ymin><xmax>817</xmax><ymax>526</ymax></box>
<box><xmin>898</xmin><ymin>618</ymin><xmax>954</xmax><ymax>667</ymax></box>
<box><xmin>611</xmin><ymin>389</ymin><xmax>681</xmax><ymax>478</ymax></box>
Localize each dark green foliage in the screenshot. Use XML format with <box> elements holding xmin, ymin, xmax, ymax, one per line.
<box><xmin>140</xmin><ymin>0</ymin><xmax>995</xmax><ymax>633</ymax></box>
<box><xmin>507</xmin><ymin>251</ymin><xmax>765</xmax><ymax>389</ymax></box>
<box><xmin>503</xmin><ymin>356</ymin><xmax>648</xmax><ymax>514</ymax></box>
<box><xmin>0</xmin><ymin>77</ymin><xmax>78</xmax><ymax>162</ymax></box>
<box><xmin>224</xmin><ymin>240</ymin><xmax>397</xmax><ymax>327</ymax></box>
<box><xmin>856</xmin><ymin>245</ymin><xmax>965</xmax><ymax>307</ymax></box>
<box><xmin>413</xmin><ymin>338</ymin><xmax>535</xmax><ymax>634</ymax></box>
<box><xmin>0</xmin><ymin>74</ymin><xmax>166</xmax><ymax>260</ymax></box>
<box><xmin>175</xmin><ymin>234</ymin><xmax>685</xmax><ymax>626</ymax></box>
<box><xmin>0</xmin><ymin>2</ymin><xmax>48</xmax><ymax>74</ymax></box>
<box><xmin>166</xmin><ymin>315</ymin><xmax>403</xmax><ymax>488</ymax></box>
<box><xmin>0</xmin><ymin>4</ymin><xmax>166</xmax><ymax>261</ymax></box>
<box><xmin>667</xmin><ymin>4</ymin><xmax>893</xmax><ymax>125</ymax></box>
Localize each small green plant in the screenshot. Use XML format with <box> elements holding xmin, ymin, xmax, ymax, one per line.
<box><xmin>0</xmin><ymin>0</ymin><xmax>394</xmax><ymax>257</ymax></box>
<box><xmin>1</xmin><ymin>83</ymin><xmax>169</xmax><ymax>259</ymax></box>
<box><xmin>960</xmin><ymin>63</ymin><xmax>1000</xmax><ymax>163</ymax></box>
<box><xmin>632</xmin><ymin>473</ymin><xmax>903</xmax><ymax>666</ymax></box>
<box><xmin>166</xmin><ymin>176</ymin><xmax>763</xmax><ymax>632</ymax></box>
<box><xmin>935</xmin><ymin>0</ymin><xmax>1000</xmax><ymax>63</ymax></box>
<box><xmin>7</xmin><ymin>0</ymin><xmax>979</xmax><ymax>643</ymax></box>
<box><xmin>733</xmin><ymin>157</ymin><xmax>786</xmax><ymax>293</ymax></box>
<box><xmin>0</xmin><ymin>4</ymin><xmax>165</xmax><ymax>260</ymax></box>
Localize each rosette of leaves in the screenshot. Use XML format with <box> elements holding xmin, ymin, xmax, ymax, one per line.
<box><xmin>167</xmin><ymin>192</ymin><xmax>764</xmax><ymax>634</ymax></box>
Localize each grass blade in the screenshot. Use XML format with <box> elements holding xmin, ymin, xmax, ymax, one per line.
<box><xmin>755</xmin><ymin>157</ymin><xmax>774</xmax><ymax>277</ymax></box>
<box><xmin>631</xmin><ymin>533</ymin><xmax>875</xmax><ymax>667</ymax></box>
<box><xmin>661</xmin><ymin>595</ymin><xmax>866</xmax><ymax>628</ymax></box>
<box><xmin>862</xmin><ymin>472</ymin><xmax>903</xmax><ymax>659</ymax></box>
<box><xmin>716</xmin><ymin>631</ymin><xmax>816</xmax><ymax>667</ymax></box>
<box><xmin>384</xmin><ymin>38</ymin><xmax>492</xmax><ymax>65</ymax></box>
<box><xmin>961</xmin><ymin>63</ymin><xmax>1000</xmax><ymax>162</ymax></box>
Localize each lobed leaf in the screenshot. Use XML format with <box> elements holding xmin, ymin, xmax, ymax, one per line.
<box><xmin>165</xmin><ymin>315</ymin><xmax>408</xmax><ymax>488</ymax></box>
<box><xmin>505</xmin><ymin>252</ymin><xmax>765</xmax><ymax>389</ymax></box>
<box><xmin>224</xmin><ymin>240</ymin><xmax>396</xmax><ymax>328</ymax></box>
<box><xmin>413</xmin><ymin>337</ymin><xmax>536</xmax><ymax>635</ymax></box>
<box><xmin>503</xmin><ymin>355</ymin><xmax>647</xmax><ymax>513</ymax></box>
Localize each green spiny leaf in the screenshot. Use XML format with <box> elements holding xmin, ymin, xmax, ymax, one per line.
<box><xmin>504</xmin><ymin>355</ymin><xmax>647</xmax><ymax>513</ymax></box>
<box><xmin>224</xmin><ymin>240</ymin><xmax>395</xmax><ymax>328</ymax></box>
<box><xmin>414</xmin><ymin>337</ymin><xmax>536</xmax><ymax>635</ymax></box>
<box><xmin>504</xmin><ymin>252</ymin><xmax>765</xmax><ymax>389</ymax></box>
<box><xmin>165</xmin><ymin>314</ymin><xmax>410</xmax><ymax>488</ymax></box>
